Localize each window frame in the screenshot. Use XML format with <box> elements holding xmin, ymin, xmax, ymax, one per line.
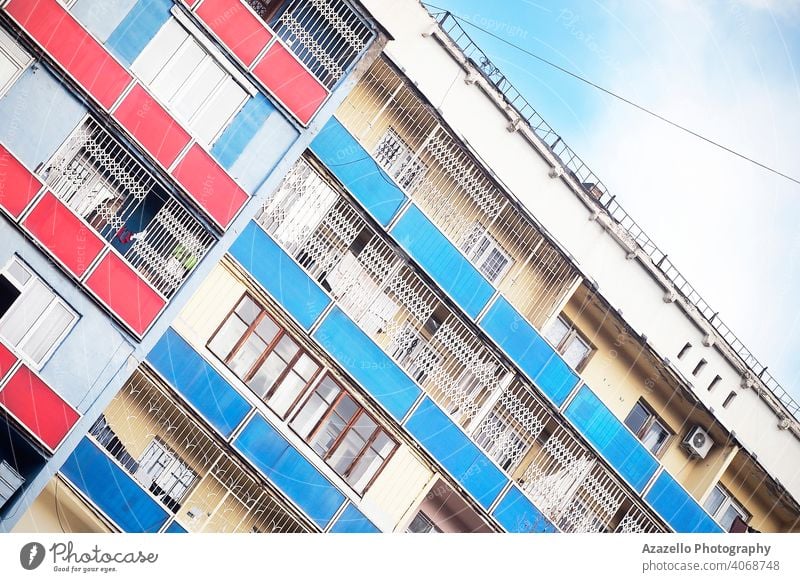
<box><xmin>372</xmin><ymin>127</ymin><xmax>428</xmax><ymax>192</ymax></box>
<box><xmin>406</xmin><ymin>511</ymin><xmax>442</xmax><ymax>533</ymax></box>
<box><xmin>207</xmin><ymin>293</ymin><xmax>323</xmax><ymax>419</ymax></box>
<box><xmin>544</xmin><ymin>315</ymin><xmax>593</xmax><ymax>371</ymax></box>
<box><xmin>130</xmin><ymin>12</ymin><xmax>255</xmax><ymax>147</ymax></box>
<box><xmin>703</xmin><ymin>484</ymin><xmax>750</xmax><ymax>532</ymax></box>
<box><xmin>623</xmin><ymin>399</ymin><xmax>672</xmax><ymax>458</ymax></box>
<box><xmin>0</xmin><ymin>28</ymin><xmax>33</xmax><ymax>100</ymax></box>
<box><xmin>461</xmin><ymin>222</ymin><xmax>514</xmax><ymax>284</ymax></box>
<box><xmin>0</xmin><ymin>256</ymin><xmax>78</xmax><ymax>369</ymax></box>
<box><xmin>289</xmin><ymin>373</ymin><xmax>398</xmax><ymax>495</ymax></box>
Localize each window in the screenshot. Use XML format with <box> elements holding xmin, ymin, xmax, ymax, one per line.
<box><xmin>460</xmin><ymin>223</ymin><xmax>514</xmax><ymax>284</ymax></box>
<box><xmin>0</xmin><ymin>28</ymin><xmax>32</xmax><ymax>99</ymax></box>
<box><xmin>134</xmin><ymin>439</ymin><xmax>197</xmax><ymax>513</ymax></box>
<box><xmin>290</xmin><ymin>376</ymin><xmax>397</xmax><ymax>493</ymax></box>
<box><xmin>703</xmin><ymin>484</ymin><xmax>749</xmax><ymax>532</ymax></box>
<box><xmin>623</xmin><ymin>400</ymin><xmax>671</xmax><ymax>457</ymax></box>
<box><xmin>407</xmin><ymin>511</ymin><xmax>441</xmax><ymax>533</ymax></box>
<box><xmin>131</xmin><ymin>18</ymin><xmax>250</xmax><ymax>145</ymax></box>
<box><xmin>208</xmin><ymin>295</ymin><xmax>322</xmax><ymax>418</ymax></box>
<box><xmin>373</xmin><ymin>128</ymin><xmax>428</xmax><ymax>191</ymax></box>
<box><xmin>543</xmin><ymin>316</ymin><xmax>592</xmax><ymax>370</ymax></box>
<box><xmin>0</xmin><ymin>258</ymin><xmax>77</xmax><ymax>368</ymax></box>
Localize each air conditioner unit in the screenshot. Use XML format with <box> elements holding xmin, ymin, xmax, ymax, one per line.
<box><xmin>0</xmin><ymin>459</ymin><xmax>25</xmax><ymax>509</ymax></box>
<box><xmin>682</xmin><ymin>426</ymin><xmax>714</xmax><ymax>459</ymax></box>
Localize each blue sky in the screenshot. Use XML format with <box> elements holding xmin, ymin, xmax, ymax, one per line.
<box><xmin>424</xmin><ymin>0</ymin><xmax>800</xmax><ymax>399</ymax></box>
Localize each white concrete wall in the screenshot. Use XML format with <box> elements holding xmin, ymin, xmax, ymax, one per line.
<box><xmin>361</xmin><ymin>0</ymin><xmax>800</xmax><ymax>501</ymax></box>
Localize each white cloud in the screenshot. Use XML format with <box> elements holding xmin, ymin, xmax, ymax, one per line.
<box><xmin>575</xmin><ymin>1</ymin><xmax>800</xmax><ymax>394</ymax></box>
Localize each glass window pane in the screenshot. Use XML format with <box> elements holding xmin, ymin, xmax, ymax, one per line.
<box><xmin>407</xmin><ymin>512</ymin><xmax>437</xmax><ymax>533</ymax></box>
<box><xmin>268</xmin><ymin>372</ymin><xmax>308</xmax><ymax>418</ymax></box>
<box><xmin>309</xmin><ymin>410</ymin><xmax>349</xmax><ymax>456</ymax></box>
<box><xmin>290</xmin><ymin>392</ymin><xmax>330</xmax><ymax>438</ymax></box>
<box><xmin>19</xmin><ymin>303</ymin><xmax>75</xmax><ymax>364</ymax></box>
<box><xmin>247</xmin><ymin>353</ymin><xmax>287</xmax><ymax>398</ymax></box>
<box><xmin>327</xmin><ymin>428</ymin><xmax>366</xmax><ymax>475</ymax></box>
<box><xmin>544</xmin><ymin>317</ymin><xmax>570</xmax><ymax>348</ymax></box>
<box><xmin>703</xmin><ymin>486</ymin><xmax>726</xmax><ymax>516</ymax></box>
<box><xmin>346</xmin><ymin>447</ymin><xmax>381</xmax><ymax>493</ymax></box>
<box><xmin>0</xmin><ymin>50</ymin><xmax>17</xmax><ymax>92</ymax></box>
<box><xmin>293</xmin><ymin>353</ymin><xmax>319</xmax><ymax>382</ymax></box>
<box><xmin>351</xmin><ymin>414</ymin><xmax>377</xmax><ymax>441</ymax></box>
<box><xmin>641</xmin><ymin>423</ymin><xmax>669</xmax><ymax>455</ymax></box>
<box><xmin>274</xmin><ymin>335</ymin><xmax>299</xmax><ymax>361</ymax></box>
<box><xmin>562</xmin><ymin>336</ymin><xmax>590</xmax><ymax>369</ymax></box>
<box><xmin>229</xmin><ymin>334</ymin><xmax>267</xmax><ymax>378</ymax></box>
<box><xmin>719</xmin><ymin>505</ymin><xmax>743</xmax><ymax>532</ymax></box>
<box><xmin>0</xmin><ymin>279</ymin><xmax>53</xmax><ymax>344</ymax></box>
<box><xmin>254</xmin><ymin>316</ymin><xmax>280</xmax><ymax>343</ymax></box>
<box><xmin>371</xmin><ymin>431</ymin><xmax>395</xmax><ymax>457</ymax></box>
<box><xmin>208</xmin><ymin>315</ymin><xmax>248</xmax><ymax>360</ymax></box>
<box><xmin>315</xmin><ymin>376</ymin><xmax>342</xmax><ymax>404</ymax></box>
<box><xmin>6</xmin><ymin>260</ymin><xmax>30</xmax><ymax>286</ymax></box>
<box><xmin>623</xmin><ymin>402</ymin><xmax>650</xmax><ymax>436</ymax></box>
<box><xmin>235</xmin><ymin>296</ymin><xmax>261</xmax><ymax>324</ymax></box>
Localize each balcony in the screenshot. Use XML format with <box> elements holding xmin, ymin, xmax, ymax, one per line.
<box><xmin>67</xmin><ymin>369</ymin><xmax>309</xmax><ymax>533</ymax></box>
<box><xmin>335</xmin><ymin>57</ymin><xmax>580</xmax><ymax>329</ymax></box>
<box><xmin>245</xmin><ymin>0</ymin><xmax>373</xmax><ymax>90</ymax></box>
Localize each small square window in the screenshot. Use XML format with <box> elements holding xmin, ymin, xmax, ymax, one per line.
<box><xmin>544</xmin><ymin>316</ymin><xmax>592</xmax><ymax>370</ymax></box>
<box><xmin>623</xmin><ymin>400</ymin><xmax>671</xmax><ymax>457</ymax></box>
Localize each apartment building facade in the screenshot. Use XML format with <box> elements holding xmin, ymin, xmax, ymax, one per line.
<box><xmin>1</xmin><ymin>0</ymin><xmax>798</xmax><ymax>534</ymax></box>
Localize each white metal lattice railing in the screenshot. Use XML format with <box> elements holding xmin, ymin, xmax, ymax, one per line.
<box><xmin>247</xmin><ymin>0</ymin><xmax>372</xmax><ymax>89</ymax></box>
<box><xmin>89</xmin><ymin>370</ymin><xmax>308</xmax><ymax>533</ymax></box>
<box><xmin>337</xmin><ymin>57</ymin><xmax>580</xmax><ymax>328</ymax></box>
<box><xmin>44</xmin><ymin>118</ymin><xmax>215</xmax><ymax>297</ymax></box>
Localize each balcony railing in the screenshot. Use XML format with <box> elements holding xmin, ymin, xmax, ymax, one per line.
<box><xmin>44</xmin><ymin>118</ymin><xmax>215</xmax><ymax>299</ymax></box>
<box><xmin>257</xmin><ymin>156</ymin><xmax>665</xmax><ymax>532</ymax></box>
<box><xmin>426</xmin><ymin>8</ymin><xmax>800</xmax><ymax>420</ymax></box>
<box><xmin>88</xmin><ymin>369</ymin><xmax>308</xmax><ymax>533</ymax></box>
<box><xmin>336</xmin><ymin>57</ymin><xmax>580</xmax><ymax>329</ymax></box>
<box><xmin>246</xmin><ymin>0</ymin><xmax>373</xmax><ymax>89</ymax></box>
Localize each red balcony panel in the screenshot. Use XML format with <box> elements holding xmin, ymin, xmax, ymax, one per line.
<box><xmin>0</xmin><ymin>365</ymin><xmax>79</xmax><ymax>450</ymax></box>
<box><xmin>197</xmin><ymin>0</ymin><xmax>273</xmax><ymax>67</ymax></box>
<box><xmin>85</xmin><ymin>253</ymin><xmax>165</xmax><ymax>336</ymax></box>
<box><xmin>0</xmin><ymin>144</ymin><xmax>42</xmax><ymax>218</ymax></box>
<box><xmin>5</xmin><ymin>0</ymin><xmax>132</xmax><ymax>109</ymax></box>
<box><xmin>114</xmin><ymin>84</ymin><xmax>191</xmax><ymax>168</ymax></box>
<box><xmin>253</xmin><ymin>43</ymin><xmax>328</xmax><ymax>125</ymax></box>
<box><xmin>22</xmin><ymin>192</ymin><xmax>105</xmax><ymax>278</ymax></box>
<box><xmin>0</xmin><ymin>343</ymin><xmax>17</xmax><ymax>379</ymax></box>
<box><xmin>184</xmin><ymin>0</ymin><xmax>201</xmax><ymax>7</ymax></box>
<box><xmin>171</xmin><ymin>144</ymin><xmax>248</xmax><ymax>228</ymax></box>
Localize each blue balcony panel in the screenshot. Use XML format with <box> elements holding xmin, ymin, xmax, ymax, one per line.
<box><xmin>310</xmin><ymin>117</ymin><xmax>406</xmax><ymax>226</ymax></box>
<box><xmin>106</xmin><ymin>0</ymin><xmax>173</xmax><ymax>65</ymax></box>
<box><xmin>147</xmin><ymin>328</ymin><xmax>252</xmax><ymax>438</ymax></box>
<box><xmin>405</xmin><ymin>397</ymin><xmax>507</xmax><ymax>509</ymax></box>
<box><xmin>61</xmin><ymin>438</ymin><xmax>169</xmax><ymax>533</ymax></box>
<box><xmin>491</xmin><ymin>485</ymin><xmax>557</xmax><ymax>533</ymax></box>
<box><xmin>645</xmin><ymin>471</ymin><xmax>722</xmax><ymax>533</ymax></box>
<box><xmin>329</xmin><ymin>504</ymin><xmax>380</xmax><ymax>533</ymax></box>
<box><xmin>479</xmin><ymin>297</ymin><xmax>578</xmax><ymax>406</ymax></box>
<box><xmin>313</xmin><ymin>307</ymin><xmax>421</xmax><ymax>421</ymax></box>
<box><xmin>564</xmin><ymin>385</ymin><xmax>658</xmax><ymax>493</ymax></box>
<box><xmin>391</xmin><ymin>205</ymin><xmax>494</xmax><ymax>319</ymax></box>
<box><xmin>230</xmin><ymin>222</ymin><xmax>331</xmax><ymax>330</ymax></box>
<box><xmin>233</xmin><ymin>414</ymin><xmax>345</xmax><ymax>530</ymax></box>
<box><xmin>165</xmin><ymin>521</ymin><xmax>187</xmax><ymax>533</ymax></box>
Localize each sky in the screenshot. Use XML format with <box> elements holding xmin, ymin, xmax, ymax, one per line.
<box><xmin>423</xmin><ymin>0</ymin><xmax>800</xmax><ymax>401</ymax></box>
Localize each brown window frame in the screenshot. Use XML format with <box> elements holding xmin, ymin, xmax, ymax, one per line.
<box><xmin>208</xmin><ymin>293</ymin><xmax>322</xmax><ymax>419</ymax></box>
<box><xmin>623</xmin><ymin>399</ymin><xmax>672</xmax><ymax>458</ymax></box>
<box><xmin>290</xmin><ymin>373</ymin><xmax>398</xmax><ymax>495</ymax></box>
